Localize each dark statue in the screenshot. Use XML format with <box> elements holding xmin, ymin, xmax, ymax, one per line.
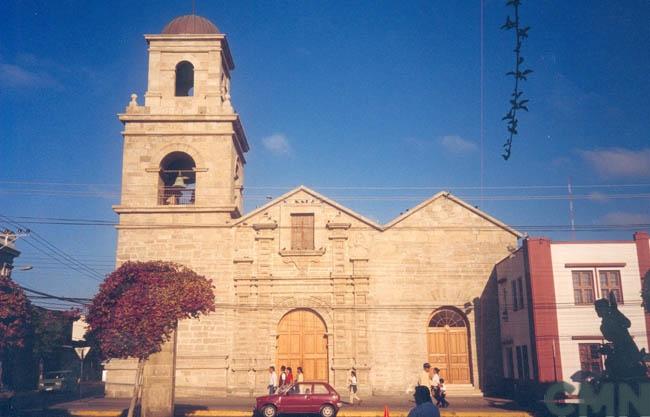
<box><xmin>569</xmin><ymin>294</ymin><xmax>650</xmax><ymax>416</ymax></box>
<box><xmin>595</xmin><ymin>292</ymin><xmax>647</xmax><ymax>380</ymax></box>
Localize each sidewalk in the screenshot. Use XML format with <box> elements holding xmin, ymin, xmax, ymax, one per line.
<box><xmin>45</xmin><ymin>395</ymin><xmax>533</xmax><ymax>417</ymax></box>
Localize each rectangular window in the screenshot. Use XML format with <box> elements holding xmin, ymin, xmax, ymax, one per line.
<box><xmin>579</xmin><ymin>343</ymin><xmax>603</xmax><ymax>374</ymax></box>
<box><xmin>291</xmin><ymin>213</ymin><xmax>315</xmax><ymax>250</ymax></box>
<box><xmin>505</xmin><ymin>346</ymin><xmax>514</xmax><ymax>378</ymax></box>
<box><xmin>599</xmin><ymin>270</ymin><xmax>623</xmax><ymax>304</ymax></box>
<box><xmin>515</xmin><ymin>346</ymin><xmax>523</xmax><ymax>380</ymax></box>
<box><xmin>512</xmin><ymin>280</ymin><xmax>518</xmax><ymax>311</ymax></box>
<box><xmin>501</xmin><ymin>286</ymin><xmax>509</xmax><ymax>321</ymax></box>
<box><xmin>517</xmin><ymin>277</ymin><xmax>525</xmax><ymax>310</ymax></box>
<box><xmin>521</xmin><ymin>345</ymin><xmax>530</xmax><ymax>380</ymax></box>
<box><xmin>572</xmin><ymin>270</ymin><xmax>595</xmax><ymax>305</ymax></box>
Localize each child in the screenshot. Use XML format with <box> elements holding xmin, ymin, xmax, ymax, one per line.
<box><xmin>437</xmin><ymin>378</ymin><xmax>449</xmax><ymax>408</ymax></box>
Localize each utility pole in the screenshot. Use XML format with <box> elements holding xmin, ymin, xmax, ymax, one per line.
<box><xmin>1</xmin><ymin>229</ymin><xmax>29</xmax><ymax>278</ymax></box>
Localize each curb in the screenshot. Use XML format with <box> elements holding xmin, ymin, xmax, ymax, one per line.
<box><xmin>69</xmin><ymin>412</ymin><xmax>124</xmax><ymax>417</ymax></box>
<box><xmin>67</xmin><ymin>409</ymin><xmax>533</xmax><ymax>417</ymax></box>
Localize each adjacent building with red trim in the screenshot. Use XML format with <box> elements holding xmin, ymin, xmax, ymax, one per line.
<box><xmin>495</xmin><ymin>233</ymin><xmax>650</xmax><ymax>394</ymax></box>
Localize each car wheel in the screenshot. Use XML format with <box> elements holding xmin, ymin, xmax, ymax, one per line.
<box><xmin>320</xmin><ymin>404</ymin><xmax>336</xmax><ymax>417</ymax></box>
<box><xmin>262</xmin><ymin>405</ymin><xmax>277</xmax><ymax>417</ymax></box>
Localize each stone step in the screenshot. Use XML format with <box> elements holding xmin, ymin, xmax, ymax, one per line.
<box><xmin>442</xmin><ymin>384</ymin><xmax>483</xmax><ymax>397</ymax></box>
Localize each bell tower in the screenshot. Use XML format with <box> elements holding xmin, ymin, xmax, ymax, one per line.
<box><xmin>114</xmin><ymin>14</ymin><xmax>248</xmax><ymax>224</ymax></box>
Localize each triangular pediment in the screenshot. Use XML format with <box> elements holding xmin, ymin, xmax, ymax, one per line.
<box><xmin>383</xmin><ymin>191</ymin><xmax>522</xmax><ymax>237</ymax></box>
<box><xmin>234</xmin><ymin>185</ymin><xmax>383</xmax><ymax>230</ymax></box>
<box><xmin>236</xmin><ymin>187</ymin><xmax>520</xmax><ymax>237</ymax></box>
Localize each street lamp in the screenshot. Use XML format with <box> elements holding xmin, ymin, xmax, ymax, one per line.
<box><xmin>15</xmin><ymin>265</ymin><xmax>33</xmax><ymax>271</ymax></box>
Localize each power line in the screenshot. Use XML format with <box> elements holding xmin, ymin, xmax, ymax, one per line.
<box><xmin>2</xmin><ymin>179</ymin><xmax>650</xmax><ymax>190</ymax></box>
<box><xmin>3</xmin><ymin>218</ymin><xmax>649</xmax><ymax>233</ymax></box>
<box><xmin>28</xmin><ymin>231</ymin><xmax>106</xmax><ymax>279</ymax></box>
<box><xmin>0</xmin><ymin>215</ymin><xmax>105</xmax><ymax>282</ymax></box>
<box><xmin>5</xmin><ymin>187</ymin><xmax>650</xmax><ymax>201</ymax></box>
<box><xmin>21</xmin><ymin>284</ymin><xmax>91</xmax><ymax>305</ymax></box>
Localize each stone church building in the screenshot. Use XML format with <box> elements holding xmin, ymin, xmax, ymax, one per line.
<box><xmin>105</xmin><ymin>14</ymin><xmax>521</xmax><ymax>397</ymax></box>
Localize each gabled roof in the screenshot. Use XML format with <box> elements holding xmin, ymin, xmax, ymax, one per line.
<box><xmin>383</xmin><ymin>191</ymin><xmax>523</xmax><ymax>237</ymax></box>
<box><xmin>233</xmin><ymin>185</ymin><xmax>383</xmax><ymax>230</ymax></box>
<box><xmin>235</xmin><ymin>186</ymin><xmax>522</xmax><ymax>237</ymax></box>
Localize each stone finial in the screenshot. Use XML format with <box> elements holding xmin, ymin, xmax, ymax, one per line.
<box><xmin>129</xmin><ymin>93</ymin><xmax>138</xmax><ymax>107</ymax></box>
<box><xmin>223</xmin><ymin>93</ymin><xmax>234</xmax><ymax>112</ymax></box>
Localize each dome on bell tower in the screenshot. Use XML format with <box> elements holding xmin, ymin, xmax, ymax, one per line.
<box><xmin>162</xmin><ymin>14</ymin><xmax>220</xmax><ymax>34</ymax></box>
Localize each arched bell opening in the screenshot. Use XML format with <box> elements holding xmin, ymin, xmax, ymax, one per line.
<box><xmin>158</xmin><ymin>151</ymin><xmax>196</xmax><ymax>205</ymax></box>
<box><xmin>175</xmin><ymin>61</ymin><xmax>195</xmax><ymax>97</ymax></box>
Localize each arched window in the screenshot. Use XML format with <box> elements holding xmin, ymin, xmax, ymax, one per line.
<box><xmin>158</xmin><ymin>152</ymin><xmax>196</xmax><ymax>205</ymax></box>
<box><xmin>428</xmin><ymin>308</ymin><xmax>466</xmax><ymax>328</ymax></box>
<box><xmin>175</xmin><ymin>61</ymin><xmax>194</xmax><ymax>96</ymax></box>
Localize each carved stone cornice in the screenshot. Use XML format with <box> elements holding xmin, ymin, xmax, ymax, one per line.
<box><xmin>233</xmin><ymin>258</ymin><xmax>254</xmax><ymax>264</ymax></box>
<box><xmin>326</xmin><ymin>222</ymin><xmax>351</xmax><ymax>230</ymax></box>
<box><xmin>279</xmin><ymin>249</ymin><xmax>326</xmax><ymax>257</ymax></box>
<box><xmin>252</xmin><ymin>222</ymin><xmax>278</xmax><ymax>231</ymax></box>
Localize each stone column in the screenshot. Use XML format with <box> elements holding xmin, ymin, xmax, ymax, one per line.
<box><xmin>351</xmin><ymin>259</ymin><xmax>371</xmax><ymax>394</ymax></box>
<box><xmin>327</xmin><ymin>222</ymin><xmax>353</xmax><ymax>391</ymax></box>
<box><xmin>141</xmin><ymin>331</ymin><xmax>177</xmax><ymax>417</ymax></box>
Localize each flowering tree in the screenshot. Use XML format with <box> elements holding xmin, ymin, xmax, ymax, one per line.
<box><xmin>30</xmin><ymin>307</ymin><xmax>80</xmax><ymax>364</ymax></box>
<box><xmin>0</xmin><ymin>274</ymin><xmax>31</xmax><ymax>391</ymax></box>
<box><xmin>86</xmin><ymin>261</ymin><xmax>215</xmax><ymax>417</ymax></box>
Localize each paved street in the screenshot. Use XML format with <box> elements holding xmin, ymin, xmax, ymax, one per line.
<box><xmin>8</xmin><ymin>393</ymin><xmax>534</xmax><ymax>417</ymax></box>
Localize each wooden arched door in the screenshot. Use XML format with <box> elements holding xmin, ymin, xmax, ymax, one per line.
<box><xmin>427</xmin><ymin>308</ymin><xmax>471</xmax><ymax>383</ymax></box>
<box><xmin>277</xmin><ymin>309</ymin><xmax>328</xmax><ymax>381</ymax></box>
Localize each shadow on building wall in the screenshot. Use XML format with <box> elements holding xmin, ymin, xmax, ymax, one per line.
<box><xmin>475</xmin><ymin>267</ymin><xmax>504</xmax><ymax>396</ymax></box>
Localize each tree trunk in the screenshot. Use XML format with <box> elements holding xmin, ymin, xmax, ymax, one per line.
<box><xmin>127</xmin><ymin>359</ymin><xmax>145</xmax><ymax>417</ymax></box>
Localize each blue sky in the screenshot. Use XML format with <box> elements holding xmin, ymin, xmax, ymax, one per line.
<box><xmin>1</xmin><ymin>1</ymin><xmax>649</xmax><ymax>301</ymax></box>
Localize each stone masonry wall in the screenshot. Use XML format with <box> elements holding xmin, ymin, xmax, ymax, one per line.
<box><xmin>106</xmin><ymin>190</ymin><xmax>517</xmax><ymax>398</ymax></box>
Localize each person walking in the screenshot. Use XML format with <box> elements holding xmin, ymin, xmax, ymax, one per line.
<box><xmin>348</xmin><ymin>369</ymin><xmax>362</xmax><ymax>405</ymax></box>
<box><xmin>408</xmin><ymin>386</ymin><xmax>440</xmax><ymax>417</ymax></box>
<box><xmin>280</xmin><ymin>365</ymin><xmax>287</xmax><ymax>388</ymax></box>
<box><xmin>296</xmin><ymin>367</ymin><xmax>305</xmax><ymax>393</ymax></box>
<box><xmin>268</xmin><ymin>366</ymin><xmax>278</xmax><ymax>395</ymax></box>
<box><xmin>431</xmin><ymin>368</ymin><xmax>441</xmax><ymax>405</ymax></box>
<box><xmin>436</xmin><ymin>378</ymin><xmax>449</xmax><ymax>408</ymax></box>
<box><xmin>417</xmin><ymin>363</ymin><xmax>432</xmax><ymax>389</ymax></box>
<box><xmin>286</xmin><ymin>367</ymin><xmax>294</xmax><ymax>388</ymax></box>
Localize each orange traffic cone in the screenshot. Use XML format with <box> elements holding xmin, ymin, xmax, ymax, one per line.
<box><xmin>383</xmin><ymin>405</ymin><xmax>390</xmax><ymax>417</ymax></box>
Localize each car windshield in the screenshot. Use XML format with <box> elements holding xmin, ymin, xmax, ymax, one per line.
<box><xmin>278</xmin><ymin>384</ymin><xmax>294</xmax><ymax>394</ymax></box>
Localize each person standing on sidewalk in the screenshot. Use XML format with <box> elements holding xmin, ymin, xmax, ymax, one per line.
<box><xmin>348</xmin><ymin>369</ymin><xmax>362</xmax><ymax>405</ymax></box>
<box><xmin>408</xmin><ymin>386</ymin><xmax>441</xmax><ymax>417</ymax></box>
<box><xmin>268</xmin><ymin>366</ymin><xmax>278</xmax><ymax>395</ymax></box>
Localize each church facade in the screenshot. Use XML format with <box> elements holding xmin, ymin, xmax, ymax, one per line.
<box><xmin>105</xmin><ymin>14</ymin><xmax>521</xmax><ymax>397</ymax></box>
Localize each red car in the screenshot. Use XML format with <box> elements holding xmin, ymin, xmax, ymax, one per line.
<box><xmin>255</xmin><ymin>382</ymin><xmax>342</xmax><ymax>417</ymax></box>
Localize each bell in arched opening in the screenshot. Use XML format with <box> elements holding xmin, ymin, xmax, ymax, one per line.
<box><xmin>158</xmin><ymin>152</ymin><xmax>196</xmax><ymax>205</ymax></box>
